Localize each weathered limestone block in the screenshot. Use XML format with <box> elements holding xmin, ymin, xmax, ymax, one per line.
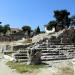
<box><xmin>28</xmin><ymin>49</ymin><xmax>41</xmax><ymax>64</ymax></box>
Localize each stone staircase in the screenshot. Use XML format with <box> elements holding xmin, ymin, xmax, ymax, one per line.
<box><xmin>41</xmin><ymin>45</ymin><xmax>75</xmax><ymax>63</ymax></box>
<box><xmin>14</xmin><ymin>49</ymin><xmax>29</xmax><ymax>63</ymax></box>
<box><xmin>13</xmin><ymin>29</ymin><xmax>75</xmax><ymax>64</ymax></box>
<box><xmin>39</xmin><ymin>44</ymin><xmax>66</xmax><ymax>61</ymax></box>
<box><xmin>14</xmin><ymin>42</ymin><xmax>75</xmax><ymax>64</ymax></box>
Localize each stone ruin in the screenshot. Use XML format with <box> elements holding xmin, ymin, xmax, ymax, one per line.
<box><xmin>28</xmin><ymin>49</ymin><xmax>41</xmax><ymax>64</ymax></box>
<box><xmin>13</xmin><ymin>29</ymin><xmax>75</xmax><ymax>64</ymax></box>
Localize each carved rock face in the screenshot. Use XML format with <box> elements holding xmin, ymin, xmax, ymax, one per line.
<box><xmin>28</xmin><ymin>49</ymin><xmax>41</xmax><ymax>64</ymax></box>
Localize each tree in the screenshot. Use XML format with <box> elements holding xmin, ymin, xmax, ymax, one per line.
<box><xmin>0</xmin><ymin>22</ymin><xmax>3</xmax><ymax>34</ymax></box>
<box><xmin>47</xmin><ymin>20</ymin><xmax>57</xmax><ymax>31</ymax></box>
<box><xmin>3</xmin><ymin>24</ymin><xmax>10</xmax><ymax>34</ymax></box>
<box><xmin>22</xmin><ymin>25</ymin><xmax>31</xmax><ymax>35</ymax></box>
<box><xmin>35</xmin><ymin>26</ymin><xmax>40</xmax><ymax>34</ymax></box>
<box><xmin>0</xmin><ymin>25</ymin><xmax>3</xmax><ymax>34</ymax></box>
<box><xmin>54</xmin><ymin>10</ymin><xmax>70</xmax><ymax>28</ymax></box>
<box><xmin>0</xmin><ymin>22</ymin><xmax>2</xmax><ymax>24</ymax></box>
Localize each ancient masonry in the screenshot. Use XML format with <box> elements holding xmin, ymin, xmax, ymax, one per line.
<box><xmin>13</xmin><ymin>38</ymin><xmax>75</xmax><ymax>64</ymax></box>
<box><xmin>1</xmin><ymin>29</ymin><xmax>75</xmax><ymax>64</ymax></box>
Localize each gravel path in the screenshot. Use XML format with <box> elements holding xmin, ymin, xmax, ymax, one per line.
<box><xmin>0</xmin><ymin>58</ymin><xmax>38</xmax><ymax>75</ymax></box>
<box><xmin>0</xmin><ymin>59</ymin><xmax>22</xmax><ymax>75</ymax></box>
<box><xmin>0</xmin><ymin>52</ymin><xmax>23</xmax><ymax>75</ymax></box>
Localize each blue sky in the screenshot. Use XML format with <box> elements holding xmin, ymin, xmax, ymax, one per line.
<box><xmin>0</xmin><ymin>0</ymin><xmax>75</xmax><ymax>31</ymax></box>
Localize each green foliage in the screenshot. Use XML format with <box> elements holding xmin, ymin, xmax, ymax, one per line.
<box><xmin>0</xmin><ymin>25</ymin><xmax>3</xmax><ymax>33</ymax></box>
<box><xmin>0</xmin><ymin>22</ymin><xmax>2</xmax><ymax>24</ymax></box>
<box><xmin>35</xmin><ymin>26</ymin><xmax>40</xmax><ymax>34</ymax></box>
<box><xmin>46</xmin><ymin>9</ymin><xmax>71</xmax><ymax>32</ymax></box>
<box><xmin>54</xmin><ymin>9</ymin><xmax>70</xmax><ymax>28</ymax></box>
<box><xmin>3</xmin><ymin>24</ymin><xmax>10</xmax><ymax>34</ymax></box>
<box><xmin>0</xmin><ymin>24</ymin><xmax>10</xmax><ymax>34</ymax></box>
<box><xmin>22</xmin><ymin>25</ymin><xmax>31</xmax><ymax>35</ymax></box>
<box><xmin>54</xmin><ymin>10</ymin><xmax>70</xmax><ymax>21</ymax></box>
<box><xmin>47</xmin><ymin>20</ymin><xmax>57</xmax><ymax>30</ymax></box>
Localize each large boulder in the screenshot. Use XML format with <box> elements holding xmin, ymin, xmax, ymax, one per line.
<box><xmin>28</xmin><ymin>49</ymin><xmax>41</xmax><ymax>64</ymax></box>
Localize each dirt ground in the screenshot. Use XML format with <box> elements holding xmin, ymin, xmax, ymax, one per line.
<box><xmin>0</xmin><ymin>59</ymin><xmax>74</xmax><ymax>75</ymax></box>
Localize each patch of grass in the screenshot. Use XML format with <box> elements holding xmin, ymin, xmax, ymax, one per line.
<box><xmin>6</xmin><ymin>61</ymin><xmax>44</xmax><ymax>73</ymax></box>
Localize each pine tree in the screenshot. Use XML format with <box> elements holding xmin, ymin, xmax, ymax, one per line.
<box><xmin>36</xmin><ymin>26</ymin><xmax>40</xmax><ymax>34</ymax></box>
